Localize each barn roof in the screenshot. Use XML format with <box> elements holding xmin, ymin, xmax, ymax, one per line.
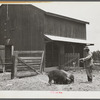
<box><xmin>32</xmin><ymin>4</ymin><xmax>89</xmax><ymax>24</ymax></box>
<box><xmin>45</xmin><ymin>34</ymin><xmax>94</xmax><ymax>45</ymax></box>
<box><xmin>45</xmin><ymin>12</ymin><xmax>89</xmax><ymax>24</ymax></box>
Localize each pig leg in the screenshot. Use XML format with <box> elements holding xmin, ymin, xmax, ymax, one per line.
<box><xmin>48</xmin><ymin>78</ymin><xmax>52</xmax><ymax>85</ymax></box>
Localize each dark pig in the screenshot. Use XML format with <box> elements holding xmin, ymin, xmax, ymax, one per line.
<box><xmin>47</xmin><ymin>70</ymin><xmax>68</xmax><ymax>85</ymax></box>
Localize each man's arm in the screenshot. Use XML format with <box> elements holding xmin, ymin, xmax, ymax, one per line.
<box><xmin>83</xmin><ymin>52</ymin><xmax>92</xmax><ymax>61</ymax></box>
<box><xmin>79</xmin><ymin>52</ymin><xmax>92</xmax><ymax>62</ymax></box>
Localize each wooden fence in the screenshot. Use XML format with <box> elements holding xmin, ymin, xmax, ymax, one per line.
<box><xmin>0</xmin><ymin>50</ymin><xmax>44</xmax><ymax>79</ymax></box>
<box><xmin>12</xmin><ymin>51</ymin><xmax>44</xmax><ymax>78</ymax></box>
<box><xmin>64</xmin><ymin>53</ymin><xmax>80</xmax><ymax>69</ymax></box>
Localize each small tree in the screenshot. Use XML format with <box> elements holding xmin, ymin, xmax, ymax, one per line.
<box><xmin>92</xmin><ymin>50</ymin><xmax>100</xmax><ymax>62</ymax></box>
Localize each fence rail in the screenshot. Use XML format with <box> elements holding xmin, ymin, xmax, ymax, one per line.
<box><xmin>14</xmin><ymin>50</ymin><xmax>44</xmax><ymax>74</ymax></box>
<box><xmin>64</xmin><ymin>53</ymin><xmax>80</xmax><ymax>69</ymax></box>
<box><xmin>0</xmin><ymin>50</ymin><xmax>44</xmax><ymax>79</ymax></box>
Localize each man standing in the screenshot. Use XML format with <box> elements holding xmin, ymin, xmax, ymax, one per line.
<box><xmin>80</xmin><ymin>46</ymin><xmax>94</xmax><ymax>82</ymax></box>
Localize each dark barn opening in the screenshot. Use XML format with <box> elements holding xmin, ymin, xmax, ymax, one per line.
<box><xmin>45</xmin><ymin>42</ymin><xmax>59</xmax><ymax>67</ymax></box>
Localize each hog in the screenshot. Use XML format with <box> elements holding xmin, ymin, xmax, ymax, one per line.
<box><xmin>47</xmin><ymin>70</ymin><xmax>69</xmax><ymax>85</ymax></box>
<box><xmin>60</xmin><ymin>70</ymin><xmax>74</xmax><ymax>84</ymax></box>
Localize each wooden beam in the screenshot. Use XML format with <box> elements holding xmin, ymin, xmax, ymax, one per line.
<box><xmin>77</xmin><ymin>53</ymin><xmax>80</xmax><ymax>67</ymax></box>
<box><xmin>11</xmin><ymin>53</ymin><xmax>18</xmax><ymax>79</ymax></box>
<box><xmin>40</xmin><ymin>51</ymin><xmax>44</xmax><ymax>73</ymax></box>
<box><xmin>58</xmin><ymin>43</ymin><xmax>65</xmax><ymax>69</ymax></box>
<box><xmin>16</xmin><ymin>51</ymin><xmax>44</xmax><ymax>54</ymax></box>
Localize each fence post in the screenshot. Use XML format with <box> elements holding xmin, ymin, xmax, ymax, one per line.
<box><xmin>77</xmin><ymin>53</ymin><xmax>80</xmax><ymax>67</ymax></box>
<box><xmin>42</xmin><ymin>51</ymin><xmax>45</xmax><ymax>72</ymax></box>
<box><xmin>58</xmin><ymin>43</ymin><xmax>65</xmax><ymax>69</ymax></box>
<box><xmin>40</xmin><ymin>51</ymin><xmax>44</xmax><ymax>73</ymax></box>
<box><xmin>2</xmin><ymin>60</ymin><xmax>5</xmax><ymax>73</ymax></box>
<box><xmin>11</xmin><ymin>52</ymin><xmax>18</xmax><ymax>79</ymax></box>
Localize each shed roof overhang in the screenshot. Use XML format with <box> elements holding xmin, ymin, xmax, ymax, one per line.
<box><xmin>45</xmin><ymin>12</ymin><xmax>89</xmax><ymax>24</ymax></box>
<box><xmin>44</xmin><ymin>34</ymin><xmax>94</xmax><ymax>46</ymax></box>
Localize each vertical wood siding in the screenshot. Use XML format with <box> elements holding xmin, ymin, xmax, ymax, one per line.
<box><xmin>0</xmin><ymin>5</ymin><xmax>45</xmax><ymax>51</ymax></box>
<box><xmin>45</xmin><ymin>15</ymin><xmax>86</xmax><ymax>40</ymax></box>
<box><xmin>46</xmin><ymin>42</ymin><xmax>59</xmax><ymax>67</ymax></box>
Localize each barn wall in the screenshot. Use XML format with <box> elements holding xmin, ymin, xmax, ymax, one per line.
<box><xmin>65</xmin><ymin>43</ymin><xmax>84</xmax><ymax>55</ymax></box>
<box><xmin>45</xmin><ymin>42</ymin><xmax>59</xmax><ymax>67</ymax></box>
<box><xmin>45</xmin><ymin>15</ymin><xmax>86</xmax><ymax>40</ymax></box>
<box><xmin>0</xmin><ymin>5</ymin><xmax>45</xmax><ymax>51</ymax></box>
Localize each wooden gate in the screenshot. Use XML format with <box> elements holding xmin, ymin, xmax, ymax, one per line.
<box><xmin>14</xmin><ymin>51</ymin><xmax>44</xmax><ymax>78</ymax></box>
<box><xmin>64</xmin><ymin>53</ymin><xmax>80</xmax><ymax>69</ymax></box>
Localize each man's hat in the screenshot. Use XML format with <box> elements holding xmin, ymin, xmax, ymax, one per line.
<box><xmin>84</xmin><ymin>46</ymin><xmax>89</xmax><ymax>50</ymax></box>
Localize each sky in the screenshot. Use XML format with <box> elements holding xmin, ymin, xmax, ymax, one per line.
<box><xmin>32</xmin><ymin>2</ymin><xmax>100</xmax><ymax>52</ymax></box>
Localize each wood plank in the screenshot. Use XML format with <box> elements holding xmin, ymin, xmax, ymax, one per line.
<box><xmin>11</xmin><ymin>55</ymin><xmax>18</xmax><ymax>79</ymax></box>
<box><xmin>18</xmin><ymin>59</ymin><xmax>41</xmax><ymax>63</ymax></box>
<box><xmin>18</xmin><ymin>59</ymin><xmax>41</xmax><ymax>62</ymax></box>
<box><xmin>40</xmin><ymin>51</ymin><xmax>44</xmax><ymax>72</ymax></box>
<box><xmin>17</xmin><ymin>65</ymin><xmax>40</xmax><ymax>67</ymax></box>
<box><xmin>20</xmin><ymin>57</ymin><xmax>42</xmax><ymax>60</ymax></box>
<box><xmin>23</xmin><ymin>60</ymin><xmax>41</xmax><ymax>63</ymax></box>
<box><xmin>17</xmin><ymin>66</ymin><xmax>40</xmax><ymax>69</ymax></box>
<box><xmin>18</xmin><ymin>61</ymin><xmax>41</xmax><ymax>64</ymax></box>
<box><xmin>17</xmin><ymin>66</ymin><xmax>40</xmax><ymax>71</ymax></box>
<box><xmin>0</xmin><ymin>63</ymin><xmax>12</xmax><ymax>65</ymax></box>
<box><xmin>18</xmin><ymin>62</ymin><xmax>40</xmax><ymax>66</ymax></box>
<box><xmin>16</xmin><ymin>51</ymin><xmax>44</xmax><ymax>54</ymax></box>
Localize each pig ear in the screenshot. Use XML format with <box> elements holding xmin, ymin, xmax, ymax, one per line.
<box><xmin>66</xmin><ymin>77</ymin><xmax>70</xmax><ymax>81</ymax></box>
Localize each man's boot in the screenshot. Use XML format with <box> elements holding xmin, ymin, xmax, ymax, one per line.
<box><xmin>89</xmin><ymin>77</ymin><xmax>92</xmax><ymax>82</ymax></box>
<box><xmin>88</xmin><ymin>76</ymin><xmax>92</xmax><ymax>82</ymax></box>
<box><xmin>88</xmin><ymin>76</ymin><xmax>90</xmax><ymax>81</ymax></box>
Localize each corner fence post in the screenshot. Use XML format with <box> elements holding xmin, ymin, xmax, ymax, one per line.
<box><xmin>11</xmin><ymin>52</ymin><xmax>18</xmax><ymax>79</ymax></box>
<box><xmin>40</xmin><ymin>51</ymin><xmax>44</xmax><ymax>73</ymax></box>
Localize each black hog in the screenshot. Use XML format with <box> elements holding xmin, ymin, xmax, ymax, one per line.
<box><xmin>61</xmin><ymin>70</ymin><xmax>74</xmax><ymax>84</ymax></box>
<box><xmin>47</xmin><ymin>70</ymin><xmax>68</xmax><ymax>85</ymax></box>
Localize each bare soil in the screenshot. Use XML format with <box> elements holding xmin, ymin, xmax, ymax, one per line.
<box><xmin>0</xmin><ymin>69</ymin><xmax>100</xmax><ymax>91</ymax></box>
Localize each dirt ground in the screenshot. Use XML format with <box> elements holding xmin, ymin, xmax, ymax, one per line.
<box><xmin>0</xmin><ymin>69</ymin><xmax>100</xmax><ymax>91</ymax></box>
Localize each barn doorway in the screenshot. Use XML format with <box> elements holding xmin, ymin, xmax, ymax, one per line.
<box><xmin>45</xmin><ymin>42</ymin><xmax>59</xmax><ymax>67</ymax></box>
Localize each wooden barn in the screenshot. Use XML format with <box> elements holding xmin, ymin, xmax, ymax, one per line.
<box><xmin>0</xmin><ymin>4</ymin><xmax>93</xmax><ymax>73</ymax></box>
